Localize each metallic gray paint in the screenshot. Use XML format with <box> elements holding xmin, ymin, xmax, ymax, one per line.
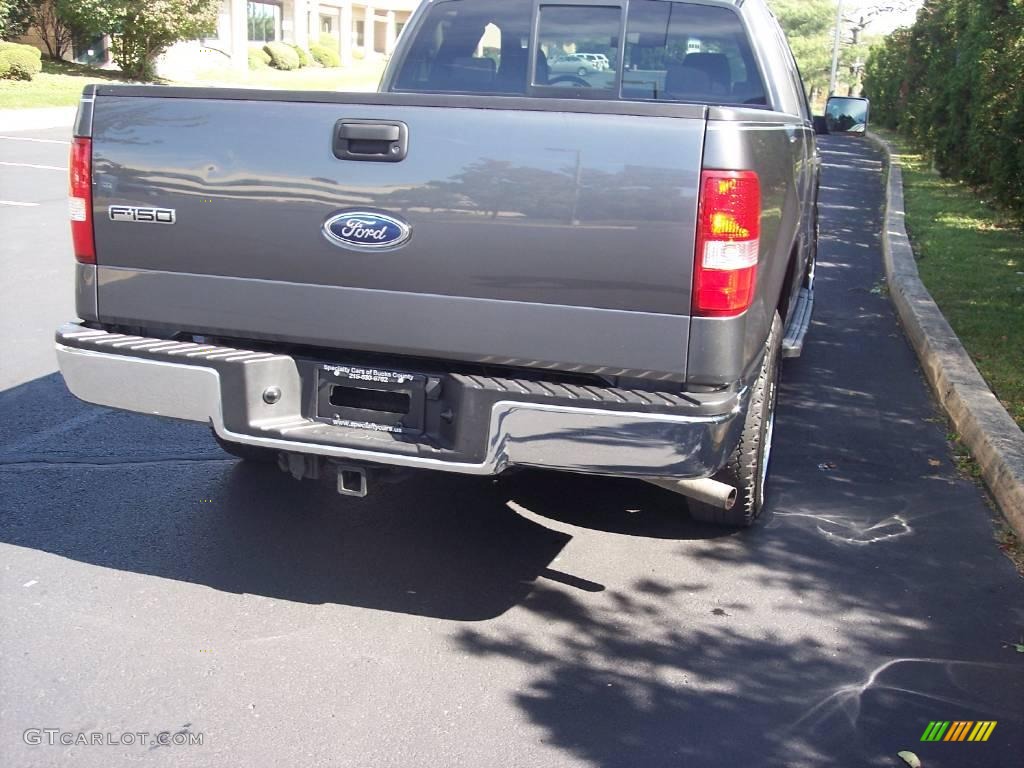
<box><xmin>90</xmin><ymin>96</ymin><xmax>704</xmax><ymax>316</ymax></box>
<box><xmin>96</xmin><ymin>266</ymin><xmax>692</xmax><ymax>378</ymax></box>
<box><xmin>72</xmin><ymin>88</ymin><xmax>93</xmax><ymax>138</ymax></box>
<box><xmin>689</xmin><ymin>113</ymin><xmax>813</xmax><ymax>385</ymax></box>
<box><xmin>90</xmin><ymin>85</ymin><xmax>710</xmax><ymax>120</ymax></box>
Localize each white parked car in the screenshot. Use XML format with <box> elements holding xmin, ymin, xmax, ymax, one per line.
<box><xmin>549</xmin><ymin>53</ymin><xmax>603</xmax><ymax>77</ymax></box>
<box><xmin>578</xmin><ymin>53</ymin><xmax>610</xmax><ymax>70</ymax></box>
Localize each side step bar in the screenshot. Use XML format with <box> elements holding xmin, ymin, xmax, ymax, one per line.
<box><xmin>782</xmin><ymin>288</ymin><xmax>814</xmax><ymax>359</ymax></box>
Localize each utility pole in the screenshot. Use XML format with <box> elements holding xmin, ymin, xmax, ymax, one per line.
<box><xmin>829</xmin><ymin>0</ymin><xmax>844</xmax><ymax>96</ymax></box>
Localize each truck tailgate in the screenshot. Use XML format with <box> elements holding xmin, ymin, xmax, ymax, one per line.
<box><xmin>89</xmin><ymin>91</ymin><xmax>706</xmax><ymax>377</ymax></box>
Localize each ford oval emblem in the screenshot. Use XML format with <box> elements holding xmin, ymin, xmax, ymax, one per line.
<box><xmin>323</xmin><ymin>210</ymin><xmax>411</xmax><ymax>250</ymax></box>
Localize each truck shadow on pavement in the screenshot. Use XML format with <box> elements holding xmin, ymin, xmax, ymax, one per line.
<box><xmin>0</xmin><ymin>374</ymin><xmax>727</xmax><ymax>621</ymax></box>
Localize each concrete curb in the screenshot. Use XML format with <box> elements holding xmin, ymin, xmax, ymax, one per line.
<box><xmin>867</xmin><ymin>133</ymin><xmax>1024</xmax><ymax>537</ymax></box>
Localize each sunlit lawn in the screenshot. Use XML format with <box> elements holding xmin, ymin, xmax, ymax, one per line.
<box><xmin>0</xmin><ymin>58</ymin><xmax>386</xmax><ymax>109</ymax></box>
<box><xmin>0</xmin><ymin>60</ymin><xmax>132</xmax><ymax>108</ymax></box>
<box><xmin>874</xmin><ymin>128</ymin><xmax>1024</xmax><ymax>428</ymax></box>
<box><xmin>185</xmin><ymin>58</ymin><xmax>385</xmax><ymax>92</ymax></box>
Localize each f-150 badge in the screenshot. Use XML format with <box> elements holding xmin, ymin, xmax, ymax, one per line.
<box><xmin>108</xmin><ymin>205</ymin><xmax>176</xmax><ymax>224</ymax></box>
<box><xmin>323</xmin><ymin>210</ymin><xmax>411</xmax><ymax>250</ymax></box>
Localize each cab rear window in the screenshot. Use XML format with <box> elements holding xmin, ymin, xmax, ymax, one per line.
<box><xmin>623</xmin><ymin>1</ymin><xmax>766</xmax><ymax>105</ymax></box>
<box><xmin>391</xmin><ymin>0</ymin><xmax>767</xmax><ymax>108</ymax></box>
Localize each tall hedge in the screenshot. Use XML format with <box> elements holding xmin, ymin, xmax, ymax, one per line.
<box><xmin>864</xmin><ymin>0</ymin><xmax>1024</xmax><ymax>223</ymax></box>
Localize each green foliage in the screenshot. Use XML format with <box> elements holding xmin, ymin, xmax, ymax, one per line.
<box><xmin>287</xmin><ymin>42</ymin><xmax>312</xmax><ymax>67</ymax></box>
<box><xmin>0</xmin><ymin>0</ymin><xmax>37</xmax><ymax>40</ymax></box>
<box><xmin>768</xmin><ymin>0</ymin><xmax>835</xmax><ymax>100</ymax></box>
<box><xmin>263</xmin><ymin>41</ymin><xmax>300</xmax><ymax>70</ymax></box>
<box><xmin>864</xmin><ymin>29</ymin><xmax>909</xmax><ymax>129</ymax></box>
<box><xmin>248</xmin><ymin>47</ymin><xmax>270</xmax><ymax>70</ymax></box>
<box><xmin>310</xmin><ymin>43</ymin><xmax>340</xmax><ymax>68</ymax></box>
<box><xmin>865</xmin><ymin>0</ymin><xmax>1024</xmax><ymax>224</ymax></box>
<box><xmin>0</xmin><ymin>39</ymin><xmax>42</xmax><ymax>79</ymax></box>
<box><xmin>60</xmin><ymin>0</ymin><xmax>219</xmax><ymax>80</ymax></box>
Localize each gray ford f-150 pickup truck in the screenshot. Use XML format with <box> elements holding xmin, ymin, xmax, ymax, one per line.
<box><xmin>57</xmin><ymin>0</ymin><xmax>824</xmax><ymax>527</ymax></box>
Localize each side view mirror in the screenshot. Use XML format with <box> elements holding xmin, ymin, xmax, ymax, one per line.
<box><xmin>813</xmin><ymin>115</ymin><xmax>829</xmax><ymax>135</ymax></box>
<box><xmin>819</xmin><ymin>96</ymin><xmax>870</xmax><ymax>136</ymax></box>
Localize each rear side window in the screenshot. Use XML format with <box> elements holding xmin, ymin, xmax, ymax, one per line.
<box><xmin>623</xmin><ymin>0</ymin><xmax>765</xmax><ymax>105</ymax></box>
<box><xmin>392</xmin><ymin>0</ymin><xmax>765</xmax><ymax>107</ymax></box>
<box><xmin>392</xmin><ymin>0</ymin><xmax>533</xmax><ymax>94</ymax></box>
<box><xmin>534</xmin><ymin>5</ymin><xmax>621</xmax><ymax>91</ymax></box>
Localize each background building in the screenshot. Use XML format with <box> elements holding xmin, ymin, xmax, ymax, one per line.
<box><xmin>160</xmin><ymin>0</ymin><xmax>420</xmax><ymax>77</ymax></box>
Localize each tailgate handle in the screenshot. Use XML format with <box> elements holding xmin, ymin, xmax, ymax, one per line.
<box><xmin>340</xmin><ymin>124</ymin><xmax>400</xmax><ymax>141</ymax></box>
<box><xmin>334</xmin><ymin>119</ymin><xmax>408</xmax><ymax>162</ymax></box>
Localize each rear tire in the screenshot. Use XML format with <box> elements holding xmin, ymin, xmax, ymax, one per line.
<box><xmin>688</xmin><ymin>312</ymin><xmax>783</xmax><ymax>528</ymax></box>
<box><xmin>212</xmin><ymin>430</ymin><xmax>279</xmax><ymax>464</ymax></box>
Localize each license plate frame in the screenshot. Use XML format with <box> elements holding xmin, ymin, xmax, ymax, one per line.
<box><xmin>315</xmin><ymin>364</ymin><xmax>426</xmax><ymax>435</ymax></box>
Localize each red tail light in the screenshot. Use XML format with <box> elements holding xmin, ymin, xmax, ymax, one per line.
<box><xmin>693</xmin><ymin>170</ymin><xmax>761</xmax><ymax>317</ymax></box>
<box><xmin>69</xmin><ymin>137</ymin><xmax>95</xmax><ymax>264</ymax></box>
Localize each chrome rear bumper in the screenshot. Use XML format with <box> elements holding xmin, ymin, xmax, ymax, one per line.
<box><xmin>56</xmin><ymin>323</ymin><xmax>746</xmax><ymax>479</ymax></box>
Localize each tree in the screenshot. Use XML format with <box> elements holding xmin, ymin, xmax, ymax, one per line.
<box><xmin>0</xmin><ymin>0</ymin><xmax>37</xmax><ymax>40</ymax></box>
<box><xmin>768</xmin><ymin>0</ymin><xmax>835</xmax><ymax>102</ymax></box>
<box><xmin>843</xmin><ymin>2</ymin><xmax>917</xmax><ymax>44</ymax></box>
<box><xmin>31</xmin><ymin>0</ymin><xmax>77</xmax><ymax>59</ymax></box>
<box><xmin>770</xmin><ymin>1</ymin><xmax>923</xmax><ymax>102</ymax></box>
<box><xmin>62</xmin><ymin>0</ymin><xmax>219</xmax><ymax>80</ymax></box>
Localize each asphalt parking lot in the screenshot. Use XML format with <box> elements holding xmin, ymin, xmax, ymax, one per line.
<box><xmin>1</xmin><ymin>128</ymin><xmax>1022</xmax><ymax>768</ymax></box>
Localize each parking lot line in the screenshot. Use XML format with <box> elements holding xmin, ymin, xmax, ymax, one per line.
<box><xmin>0</xmin><ymin>135</ymin><xmax>70</xmax><ymax>145</ymax></box>
<box><xmin>0</xmin><ymin>200</ymin><xmax>40</xmax><ymax>207</ymax></box>
<box><xmin>0</xmin><ymin>161</ymin><xmax>66</xmax><ymax>171</ymax></box>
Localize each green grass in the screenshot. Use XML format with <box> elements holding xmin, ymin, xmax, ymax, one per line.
<box><xmin>0</xmin><ymin>60</ymin><xmax>134</xmax><ymax>108</ymax></box>
<box><xmin>185</xmin><ymin>59</ymin><xmax>384</xmax><ymax>92</ymax></box>
<box><xmin>875</xmin><ymin>128</ymin><xmax>1024</xmax><ymax>429</ymax></box>
<box><xmin>0</xmin><ymin>58</ymin><xmax>385</xmax><ymax>109</ymax></box>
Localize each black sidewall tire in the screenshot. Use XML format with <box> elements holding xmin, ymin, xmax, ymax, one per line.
<box><xmin>753</xmin><ymin>324</ymin><xmax>782</xmax><ymax>512</ymax></box>
<box><xmin>689</xmin><ymin>312</ymin><xmax>783</xmax><ymax>527</ymax></box>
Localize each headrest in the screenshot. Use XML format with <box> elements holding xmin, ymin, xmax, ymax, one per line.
<box><xmin>683</xmin><ymin>52</ymin><xmax>732</xmax><ymax>90</ymax></box>
<box><xmin>664</xmin><ymin>63</ymin><xmax>713</xmax><ymax>99</ymax></box>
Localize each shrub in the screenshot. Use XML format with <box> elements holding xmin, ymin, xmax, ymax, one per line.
<box><xmin>287</xmin><ymin>43</ymin><xmax>312</xmax><ymax>67</ymax></box>
<box><xmin>0</xmin><ymin>41</ymin><xmax>43</xmax><ymax>81</ymax></box>
<box><xmin>263</xmin><ymin>41</ymin><xmax>300</xmax><ymax>70</ymax></box>
<box><xmin>863</xmin><ymin>0</ymin><xmax>1024</xmax><ymax>224</ymax></box>
<box><xmin>247</xmin><ymin>47</ymin><xmax>270</xmax><ymax>69</ymax></box>
<box><xmin>310</xmin><ymin>43</ymin><xmax>340</xmax><ymax>68</ymax></box>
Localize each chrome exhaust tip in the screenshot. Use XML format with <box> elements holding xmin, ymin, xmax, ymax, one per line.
<box><xmin>645</xmin><ymin>476</ymin><xmax>738</xmax><ymax>510</ymax></box>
